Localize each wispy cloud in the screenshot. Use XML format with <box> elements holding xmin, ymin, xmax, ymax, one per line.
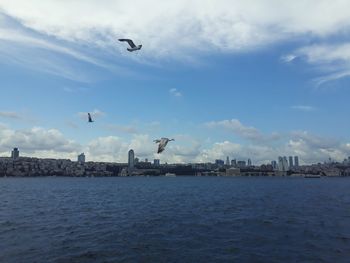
<box><xmin>291</xmin><ymin>105</ymin><xmax>317</xmax><ymax>112</ymax></box>
<box><xmin>0</xmin><ymin>111</ymin><xmax>22</xmax><ymax>120</ymax></box>
<box><xmin>285</xmin><ymin>43</ymin><xmax>350</xmax><ymax>87</ymax></box>
<box><xmin>281</xmin><ymin>54</ymin><xmax>297</xmax><ymax>63</ymax></box>
<box><xmin>169</xmin><ymin>88</ymin><xmax>182</xmax><ymax>97</ymax></box>
<box><xmin>2</xmin><ymin>1</ymin><xmax>350</xmax><ymax>61</ymax></box>
<box><xmin>105</xmin><ymin>124</ymin><xmax>139</xmax><ymax>134</ymax></box>
<box><xmin>205</xmin><ymin>119</ymin><xmax>281</xmax><ymax>143</ymax></box>
<box><xmin>0</xmin><ymin>13</ymin><xmax>132</xmax><ymax>81</ymax></box>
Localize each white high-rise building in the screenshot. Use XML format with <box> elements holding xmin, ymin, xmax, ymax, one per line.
<box><xmin>247</xmin><ymin>159</ymin><xmax>252</xmax><ymax>167</ymax></box>
<box><xmin>278</xmin><ymin>156</ymin><xmax>289</xmax><ymax>171</ymax></box>
<box><xmin>294</xmin><ymin>156</ymin><xmax>299</xmax><ymax>167</ymax></box>
<box><xmin>226</xmin><ymin>156</ymin><xmax>230</xmax><ymax>166</ymax></box>
<box><xmin>289</xmin><ymin>156</ymin><xmax>293</xmax><ymax>168</ymax></box>
<box><xmin>271</xmin><ymin>160</ymin><xmax>278</xmax><ymax>170</ymax></box>
<box><xmin>283</xmin><ymin>156</ymin><xmax>289</xmax><ymax>170</ymax></box>
<box><xmin>128</xmin><ymin>149</ymin><xmax>135</xmax><ymax>169</ymax></box>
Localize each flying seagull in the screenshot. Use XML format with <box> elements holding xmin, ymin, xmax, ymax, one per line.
<box><xmin>119</xmin><ymin>39</ymin><xmax>142</xmax><ymax>52</ymax></box>
<box><xmin>88</xmin><ymin>113</ymin><xmax>94</xmax><ymax>123</ymax></box>
<box><xmin>154</xmin><ymin>138</ymin><xmax>175</xmax><ymax>154</ymax></box>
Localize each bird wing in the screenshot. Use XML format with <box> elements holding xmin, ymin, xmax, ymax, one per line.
<box><xmin>154</xmin><ymin>139</ymin><xmax>161</xmax><ymax>143</ymax></box>
<box><xmin>158</xmin><ymin>144</ymin><xmax>165</xmax><ymax>153</ymax></box>
<box><xmin>118</xmin><ymin>39</ymin><xmax>136</xmax><ymax>48</ymax></box>
<box><xmin>88</xmin><ymin>113</ymin><xmax>93</xmax><ymax>122</ymax></box>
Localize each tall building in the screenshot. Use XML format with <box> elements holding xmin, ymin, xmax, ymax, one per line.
<box><xmin>289</xmin><ymin>156</ymin><xmax>293</xmax><ymax>168</ymax></box>
<box><xmin>294</xmin><ymin>156</ymin><xmax>299</xmax><ymax>167</ymax></box>
<box><xmin>154</xmin><ymin>159</ymin><xmax>160</xmax><ymax>166</ymax></box>
<box><xmin>278</xmin><ymin>156</ymin><xmax>289</xmax><ymax>171</ymax></box>
<box><xmin>226</xmin><ymin>156</ymin><xmax>230</xmax><ymax>166</ymax></box>
<box><xmin>11</xmin><ymin>148</ymin><xmax>19</xmax><ymax>159</ymax></box>
<box><xmin>231</xmin><ymin>159</ymin><xmax>237</xmax><ymax>167</ymax></box>
<box><xmin>247</xmin><ymin>159</ymin><xmax>252</xmax><ymax>167</ymax></box>
<box><xmin>77</xmin><ymin>153</ymin><xmax>85</xmax><ymax>163</ymax></box>
<box><xmin>271</xmin><ymin>160</ymin><xmax>277</xmax><ymax>170</ymax></box>
<box><xmin>283</xmin><ymin>156</ymin><xmax>289</xmax><ymax>170</ymax></box>
<box><xmin>128</xmin><ymin>149</ymin><xmax>135</xmax><ymax>169</ymax></box>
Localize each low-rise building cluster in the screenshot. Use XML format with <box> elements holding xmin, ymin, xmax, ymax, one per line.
<box><xmin>0</xmin><ymin>157</ymin><xmax>124</xmax><ymax>177</ymax></box>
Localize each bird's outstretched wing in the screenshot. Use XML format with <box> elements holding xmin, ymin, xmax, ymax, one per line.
<box><xmin>118</xmin><ymin>39</ymin><xmax>136</xmax><ymax>48</ymax></box>
<box><xmin>154</xmin><ymin>139</ymin><xmax>161</xmax><ymax>143</ymax></box>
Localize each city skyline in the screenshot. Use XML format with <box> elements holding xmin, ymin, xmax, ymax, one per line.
<box><xmin>1</xmin><ymin>1</ymin><xmax>350</xmax><ymax>164</ymax></box>
<box><xmin>6</xmin><ymin>146</ymin><xmax>350</xmax><ymax>169</ymax></box>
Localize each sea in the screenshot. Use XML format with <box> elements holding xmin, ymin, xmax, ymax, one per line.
<box><xmin>0</xmin><ymin>176</ymin><xmax>350</xmax><ymax>263</ymax></box>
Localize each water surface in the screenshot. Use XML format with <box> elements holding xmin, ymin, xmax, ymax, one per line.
<box><xmin>1</xmin><ymin>176</ymin><xmax>350</xmax><ymax>262</ymax></box>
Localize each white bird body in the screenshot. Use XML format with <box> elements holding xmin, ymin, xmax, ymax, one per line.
<box><xmin>154</xmin><ymin>137</ymin><xmax>174</xmax><ymax>154</ymax></box>
<box><xmin>119</xmin><ymin>39</ymin><xmax>142</xmax><ymax>52</ymax></box>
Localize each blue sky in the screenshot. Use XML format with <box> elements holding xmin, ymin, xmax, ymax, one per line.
<box><xmin>1</xmin><ymin>0</ymin><xmax>350</xmax><ymax>164</ymax></box>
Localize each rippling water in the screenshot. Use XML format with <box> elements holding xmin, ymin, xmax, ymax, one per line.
<box><xmin>1</xmin><ymin>176</ymin><xmax>350</xmax><ymax>262</ymax></box>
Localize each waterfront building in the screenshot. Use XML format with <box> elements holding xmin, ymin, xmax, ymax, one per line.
<box><xmin>154</xmin><ymin>159</ymin><xmax>160</xmax><ymax>166</ymax></box>
<box><xmin>11</xmin><ymin>148</ymin><xmax>19</xmax><ymax>159</ymax></box>
<box><xmin>77</xmin><ymin>153</ymin><xmax>85</xmax><ymax>163</ymax></box>
<box><xmin>294</xmin><ymin>156</ymin><xmax>299</xmax><ymax>167</ymax></box>
<box><xmin>128</xmin><ymin>149</ymin><xmax>135</xmax><ymax>170</ymax></box>
<box><xmin>247</xmin><ymin>159</ymin><xmax>252</xmax><ymax>167</ymax></box>
<box><xmin>226</xmin><ymin>156</ymin><xmax>230</xmax><ymax>166</ymax></box>
<box><xmin>226</xmin><ymin>167</ymin><xmax>240</xmax><ymax>176</ymax></box>
<box><xmin>134</xmin><ymin>157</ymin><xmax>139</xmax><ymax>164</ymax></box>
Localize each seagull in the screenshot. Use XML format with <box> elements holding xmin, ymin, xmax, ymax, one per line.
<box><xmin>88</xmin><ymin>113</ymin><xmax>94</xmax><ymax>123</ymax></box>
<box><xmin>154</xmin><ymin>138</ymin><xmax>175</xmax><ymax>154</ymax></box>
<box><xmin>119</xmin><ymin>39</ymin><xmax>142</xmax><ymax>52</ymax></box>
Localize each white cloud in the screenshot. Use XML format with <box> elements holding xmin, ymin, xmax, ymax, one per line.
<box><xmin>169</xmin><ymin>88</ymin><xmax>182</xmax><ymax>97</ymax></box>
<box><xmin>0</xmin><ymin>124</ymin><xmax>349</xmax><ymax>165</ymax></box>
<box><xmin>281</xmin><ymin>54</ymin><xmax>297</xmax><ymax>63</ymax></box>
<box><xmin>86</xmin><ymin>136</ymin><xmax>128</xmax><ymax>162</ymax></box>
<box><xmin>205</xmin><ymin>119</ymin><xmax>268</xmax><ymax>142</ymax></box>
<box><xmin>291</xmin><ymin>105</ymin><xmax>317</xmax><ymax>112</ymax></box>
<box><xmin>286</xmin><ymin>43</ymin><xmax>350</xmax><ymax>86</ymax></box>
<box><xmin>1</xmin><ymin>0</ymin><xmax>350</xmax><ymax>61</ymax></box>
<box><xmin>0</xmin><ymin>13</ymin><xmax>132</xmax><ymax>81</ymax></box>
<box><xmin>286</xmin><ymin>131</ymin><xmax>349</xmax><ymax>164</ymax></box>
<box><xmin>0</xmin><ymin>126</ymin><xmax>81</xmax><ymax>158</ymax></box>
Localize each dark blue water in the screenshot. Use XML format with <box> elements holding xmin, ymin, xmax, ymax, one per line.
<box><xmin>1</xmin><ymin>177</ymin><xmax>350</xmax><ymax>263</ymax></box>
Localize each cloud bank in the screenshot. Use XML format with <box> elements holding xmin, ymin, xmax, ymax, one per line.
<box><xmin>2</xmin><ymin>0</ymin><xmax>350</xmax><ymax>59</ymax></box>
<box><xmin>1</xmin><ymin>121</ymin><xmax>349</xmax><ymax>165</ymax></box>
